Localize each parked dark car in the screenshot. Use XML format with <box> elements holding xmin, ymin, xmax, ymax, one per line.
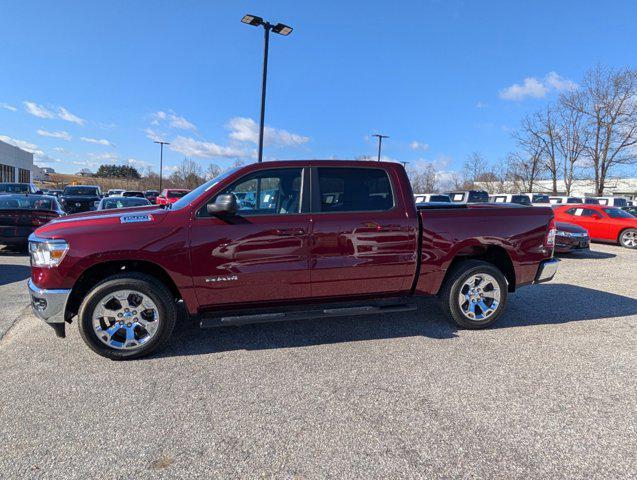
<box><xmin>59</xmin><ymin>185</ymin><xmax>102</xmax><ymax>214</ymax></box>
<box><xmin>621</xmin><ymin>206</ymin><xmax>637</xmax><ymax>217</ymax></box>
<box><xmin>144</xmin><ymin>190</ymin><xmax>160</xmax><ymax>203</ymax></box>
<box><xmin>122</xmin><ymin>191</ymin><xmax>145</xmax><ymax>198</ymax></box>
<box><xmin>554</xmin><ymin>221</ymin><xmax>590</xmax><ymax>253</ymax></box>
<box><xmin>97</xmin><ymin>197</ymin><xmax>151</xmax><ymax>210</ymax></box>
<box><xmin>0</xmin><ymin>183</ymin><xmax>42</xmax><ymax>195</ymax></box>
<box><xmin>0</xmin><ymin>195</ymin><xmax>64</xmax><ymax>247</ymax></box>
<box><xmin>445</xmin><ymin>190</ymin><xmax>489</xmax><ymax>204</ymax></box>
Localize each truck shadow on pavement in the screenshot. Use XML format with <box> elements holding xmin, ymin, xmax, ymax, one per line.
<box><xmin>158</xmin><ymin>283</ymin><xmax>637</xmax><ymax>359</ymax></box>
<box><xmin>557</xmin><ymin>249</ymin><xmax>616</xmax><ymax>259</ymax></box>
<box><xmin>0</xmin><ymin>264</ymin><xmax>31</xmax><ymax>286</ymax></box>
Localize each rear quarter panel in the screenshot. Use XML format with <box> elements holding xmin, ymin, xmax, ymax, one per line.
<box><xmin>415</xmin><ymin>206</ymin><xmax>553</xmax><ymax>295</ymax></box>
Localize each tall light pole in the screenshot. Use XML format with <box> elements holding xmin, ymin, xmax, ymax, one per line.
<box><xmin>372</xmin><ymin>134</ymin><xmax>389</xmax><ymax>162</ymax></box>
<box><xmin>154</xmin><ymin>141</ymin><xmax>170</xmax><ymax>192</ymax></box>
<box><xmin>241</xmin><ymin>14</ymin><xmax>293</xmax><ymax>163</ymax></box>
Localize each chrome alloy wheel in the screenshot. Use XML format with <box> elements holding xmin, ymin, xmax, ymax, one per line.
<box><xmin>92</xmin><ymin>290</ymin><xmax>160</xmax><ymax>350</ymax></box>
<box><xmin>458</xmin><ymin>273</ymin><xmax>501</xmax><ymax>321</ymax></box>
<box><xmin>621</xmin><ymin>230</ymin><xmax>637</xmax><ymax>248</ymax></box>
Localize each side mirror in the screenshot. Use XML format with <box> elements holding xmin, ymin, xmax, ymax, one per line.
<box><xmin>591</xmin><ymin>214</ymin><xmax>601</xmax><ymax>220</ymax></box>
<box><xmin>207</xmin><ymin>193</ymin><xmax>238</xmax><ymax>216</ymax></box>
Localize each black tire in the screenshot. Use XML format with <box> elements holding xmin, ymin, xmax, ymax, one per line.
<box><xmin>78</xmin><ymin>273</ymin><xmax>177</xmax><ymax>360</ymax></box>
<box><xmin>438</xmin><ymin>260</ymin><xmax>508</xmax><ymax>329</ymax></box>
<box><xmin>619</xmin><ymin>229</ymin><xmax>637</xmax><ymax>249</ymax></box>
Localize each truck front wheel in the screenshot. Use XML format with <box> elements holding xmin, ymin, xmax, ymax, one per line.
<box><xmin>77</xmin><ymin>273</ymin><xmax>177</xmax><ymax>360</ymax></box>
<box><xmin>438</xmin><ymin>260</ymin><xmax>508</xmax><ymax>329</ymax></box>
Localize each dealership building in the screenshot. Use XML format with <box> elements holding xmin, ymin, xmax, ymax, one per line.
<box><xmin>0</xmin><ymin>139</ymin><xmax>34</xmax><ymax>183</ymax></box>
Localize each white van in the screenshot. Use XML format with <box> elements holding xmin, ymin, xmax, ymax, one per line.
<box><xmin>489</xmin><ymin>194</ymin><xmax>531</xmax><ymax>206</ymax></box>
<box><xmin>590</xmin><ymin>196</ymin><xmax>629</xmax><ymax>207</ymax></box>
<box><xmin>414</xmin><ymin>193</ymin><xmax>451</xmax><ymax>204</ymax></box>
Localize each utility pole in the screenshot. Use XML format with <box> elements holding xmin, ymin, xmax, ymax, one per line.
<box><xmin>154</xmin><ymin>141</ymin><xmax>170</xmax><ymax>192</ymax></box>
<box><xmin>372</xmin><ymin>134</ymin><xmax>389</xmax><ymax>161</ymax></box>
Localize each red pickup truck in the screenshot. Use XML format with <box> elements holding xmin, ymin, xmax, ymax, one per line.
<box><xmin>27</xmin><ymin>161</ymin><xmax>559</xmax><ymax>359</ymax></box>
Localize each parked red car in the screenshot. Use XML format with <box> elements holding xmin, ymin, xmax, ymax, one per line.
<box><xmin>155</xmin><ymin>189</ymin><xmax>190</xmax><ymax>205</ymax></box>
<box><xmin>27</xmin><ymin>161</ymin><xmax>558</xmax><ymax>359</ymax></box>
<box><xmin>553</xmin><ymin>204</ymin><xmax>637</xmax><ymax>249</ymax></box>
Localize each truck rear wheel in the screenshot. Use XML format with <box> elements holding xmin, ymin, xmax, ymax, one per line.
<box><xmin>77</xmin><ymin>273</ymin><xmax>177</xmax><ymax>360</ymax></box>
<box><xmin>438</xmin><ymin>260</ymin><xmax>508</xmax><ymax>329</ymax></box>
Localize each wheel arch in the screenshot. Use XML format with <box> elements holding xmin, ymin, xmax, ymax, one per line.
<box><xmin>440</xmin><ymin>244</ymin><xmax>516</xmax><ymax>293</ymax></box>
<box><xmin>65</xmin><ymin>260</ymin><xmax>182</xmax><ymax>321</ymax></box>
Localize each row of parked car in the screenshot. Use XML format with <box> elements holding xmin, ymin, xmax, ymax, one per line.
<box><xmin>0</xmin><ymin>182</ymin><xmax>192</xmax><ymax>247</ymax></box>
<box><xmin>414</xmin><ymin>190</ymin><xmax>637</xmax><ymax>250</ymax></box>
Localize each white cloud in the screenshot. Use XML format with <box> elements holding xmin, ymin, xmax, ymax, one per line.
<box><xmin>37</xmin><ymin>129</ymin><xmax>72</xmax><ymax>141</ymax></box>
<box><xmin>410</xmin><ymin>141</ymin><xmax>430</xmax><ymax>151</ymax></box>
<box><xmin>151</xmin><ymin>110</ymin><xmax>196</xmax><ymax>130</ymax></box>
<box><xmin>0</xmin><ymin>135</ymin><xmax>43</xmax><ymax>155</ymax></box>
<box><xmin>1</xmin><ymin>102</ymin><xmax>17</xmax><ymax>112</ymax></box>
<box><xmin>170</xmin><ymin>136</ymin><xmax>245</xmax><ymax>159</ymax></box>
<box><xmin>24</xmin><ymin>101</ymin><xmax>56</xmax><ymax>119</ymax></box>
<box><xmin>227</xmin><ymin>117</ymin><xmax>309</xmax><ymax>147</ymax></box>
<box><xmin>23</xmin><ymin>101</ymin><xmax>85</xmax><ymax>125</ymax></box>
<box><xmin>144</xmin><ymin>128</ymin><xmax>164</xmax><ymax>142</ymax></box>
<box><xmin>127</xmin><ymin>158</ymin><xmax>153</xmax><ymax>168</ymax></box>
<box><xmin>499</xmin><ymin>77</ymin><xmax>548</xmax><ymax>100</ymax></box>
<box><xmin>499</xmin><ymin>72</ymin><xmax>578</xmax><ymax>101</ymax></box>
<box><xmin>80</xmin><ymin>136</ymin><xmax>113</xmax><ymax>146</ymax></box>
<box><xmin>475</xmin><ymin>101</ymin><xmax>488</xmax><ymax>108</ymax></box>
<box><xmin>58</xmin><ymin>107</ymin><xmax>85</xmax><ymax>125</ymax></box>
<box><xmin>87</xmin><ymin>152</ymin><xmax>118</xmax><ymax>162</ymax></box>
<box><xmin>544</xmin><ymin>71</ymin><xmax>578</xmax><ymax>91</ymax></box>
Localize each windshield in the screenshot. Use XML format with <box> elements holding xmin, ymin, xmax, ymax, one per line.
<box><xmin>0</xmin><ymin>195</ymin><xmax>58</xmax><ymax>210</ymax></box>
<box><xmin>171</xmin><ymin>167</ymin><xmax>242</xmax><ymax>210</ymax></box>
<box><xmin>0</xmin><ymin>183</ymin><xmax>29</xmax><ymax>193</ymax></box>
<box><xmin>64</xmin><ymin>186</ymin><xmax>99</xmax><ymax>196</ymax></box>
<box><xmin>511</xmin><ymin>195</ymin><xmax>531</xmax><ymax>205</ymax></box>
<box><xmin>167</xmin><ymin>190</ymin><xmax>189</xmax><ymax>198</ymax></box>
<box><xmin>604</xmin><ymin>207</ymin><xmax>634</xmax><ymax>219</ymax></box>
<box><xmin>101</xmin><ymin>198</ymin><xmax>150</xmax><ymax>209</ymax></box>
<box><xmin>532</xmin><ymin>194</ymin><xmax>549</xmax><ymax>203</ymax></box>
<box><xmin>468</xmin><ymin>191</ymin><xmax>489</xmax><ymax>203</ymax></box>
<box><xmin>430</xmin><ymin>195</ymin><xmax>450</xmax><ymax>202</ymax></box>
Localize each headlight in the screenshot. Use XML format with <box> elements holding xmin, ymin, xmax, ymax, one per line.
<box><xmin>28</xmin><ymin>238</ymin><xmax>69</xmax><ymax>267</ymax></box>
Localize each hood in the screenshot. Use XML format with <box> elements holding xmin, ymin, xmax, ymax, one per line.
<box><xmin>34</xmin><ymin>205</ymin><xmax>169</xmax><ymax>238</ymax></box>
<box><xmin>556</xmin><ymin>221</ymin><xmax>587</xmax><ymax>233</ymax></box>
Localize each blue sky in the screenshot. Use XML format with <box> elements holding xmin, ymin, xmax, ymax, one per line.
<box><xmin>1</xmin><ymin>0</ymin><xmax>635</xmax><ymax>180</ymax></box>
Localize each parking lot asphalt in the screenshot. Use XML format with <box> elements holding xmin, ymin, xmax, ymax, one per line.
<box><xmin>0</xmin><ymin>244</ymin><xmax>635</xmax><ymax>479</ymax></box>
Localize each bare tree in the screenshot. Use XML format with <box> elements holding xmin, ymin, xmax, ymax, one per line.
<box><xmin>518</xmin><ymin>107</ymin><xmax>559</xmax><ymax>194</ymax></box>
<box><xmin>407</xmin><ymin>162</ymin><xmax>438</xmax><ymax>193</ymax></box>
<box><xmin>205</xmin><ymin>163</ymin><xmax>222</xmax><ymax>180</ymax></box>
<box><xmin>561</xmin><ymin>65</ymin><xmax>637</xmax><ymax>195</ymax></box>
<box><xmin>170</xmin><ymin>158</ymin><xmax>205</xmax><ymax>189</ymax></box>
<box><xmin>505</xmin><ymin>151</ymin><xmax>543</xmax><ymax>193</ymax></box>
<box><xmin>462</xmin><ymin>152</ymin><xmax>487</xmax><ymax>188</ymax></box>
<box><xmin>555</xmin><ymin>102</ymin><xmax>589</xmax><ymax>195</ymax></box>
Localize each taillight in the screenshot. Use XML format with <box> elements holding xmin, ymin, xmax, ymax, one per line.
<box><xmin>545</xmin><ymin>218</ymin><xmax>556</xmax><ymax>249</ymax></box>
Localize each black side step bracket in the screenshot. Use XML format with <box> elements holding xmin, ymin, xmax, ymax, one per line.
<box><xmin>200</xmin><ymin>303</ymin><xmax>418</xmax><ymax>329</ymax></box>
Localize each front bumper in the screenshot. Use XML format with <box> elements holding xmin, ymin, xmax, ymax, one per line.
<box><xmin>27</xmin><ymin>279</ymin><xmax>71</xmax><ymax>324</ymax></box>
<box><xmin>534</xmin><ymin>258</ymin><xmax>560</xmax><ymax>284</ymax></box>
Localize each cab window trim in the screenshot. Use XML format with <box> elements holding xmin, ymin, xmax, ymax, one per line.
<box><xmin>309</xmin><ymin>166</ymin><xmax>397</xmax><ymax>214</ymax></box>
<box><xmin>196</xmin><ymin>166</ymin><xmax>308</xmax><ymax>218</ymax></box>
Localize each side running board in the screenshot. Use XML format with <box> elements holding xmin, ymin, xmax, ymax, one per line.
<box><xmin>200</xmin><ymin>303</ymin><xmax>418</xmax><ymax>329</ymax></box>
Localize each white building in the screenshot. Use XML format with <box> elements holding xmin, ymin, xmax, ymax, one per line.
<box><xmin>476</xmin><ymin>177</ymin><xmax>637</xmax><ymax>201</ymax></box>
<box><xmin>0</xmin><ymin>139</ymin><xmax>34</xmax><ymax>183</ymax></box>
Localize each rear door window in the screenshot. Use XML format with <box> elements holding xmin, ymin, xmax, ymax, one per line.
<box><xmin>316</xmin><ymin>168</ymin><xmax>393</xmax><ymax>212</ymax></box>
